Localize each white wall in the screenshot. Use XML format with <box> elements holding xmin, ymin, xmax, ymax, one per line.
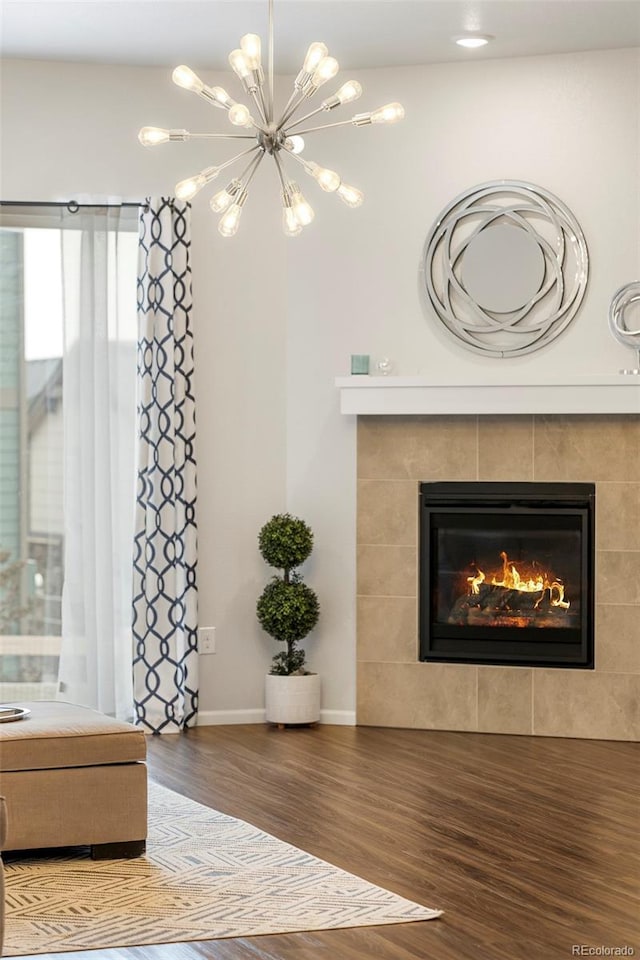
<box><xmin>2</xmin><ymin>48</ymin><xmax>638</xmax><ymax>722</ymax></box>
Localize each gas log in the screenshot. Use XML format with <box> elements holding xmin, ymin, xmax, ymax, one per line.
<box><xmin>448</xmin><ymin>583</ymin><xmax>575</xmax><ymax>628</ymax></box>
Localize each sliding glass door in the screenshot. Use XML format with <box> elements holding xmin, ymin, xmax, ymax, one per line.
<box><xmin>0</xmin><ymin>204</ymin><xmax>138</xmax><ymax>714</ymax></box>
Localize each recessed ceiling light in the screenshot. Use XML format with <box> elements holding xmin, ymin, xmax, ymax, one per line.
<box><xmin>454</xmin><ymin>34</ymin><xmax>493</xmax><ymax>49</ymax></box>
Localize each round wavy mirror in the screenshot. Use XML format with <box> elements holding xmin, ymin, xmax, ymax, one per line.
<box><xmin>422</xmin><ymin>180</ymin><xmax>589</xmax><ymax>358</ymax></box>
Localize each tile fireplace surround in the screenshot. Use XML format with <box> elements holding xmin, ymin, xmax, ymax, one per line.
<box><xmin>340</xmin><ymin>377</ymin><xmax>640</xmax><ymax>741</ymax></box>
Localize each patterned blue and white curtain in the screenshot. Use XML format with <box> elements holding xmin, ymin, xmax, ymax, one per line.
<box><xmin>132</xmin><ymin>198</ymin><xmax>198</xmax><ymax>733</ymax></box>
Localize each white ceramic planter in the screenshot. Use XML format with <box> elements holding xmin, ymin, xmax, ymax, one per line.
<box><xmin>264</xmin><ymin>673</ymin><xmax>321</xmax><ymax>726</ymax></box>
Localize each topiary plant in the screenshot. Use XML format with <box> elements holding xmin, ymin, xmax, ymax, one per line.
<box><xmin>257</xmin><ymin>514</ymin><xmax>320</xmax><ymax>675</ymax></box>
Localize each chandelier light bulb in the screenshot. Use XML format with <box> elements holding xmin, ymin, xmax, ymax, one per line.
<box><xmin>140</xmin><ymin>127</ymin><xmax>188</xmax><ymax>145</ymax></box>
<box><xmin>306</xmin><ymin>161</ymin><xmax>341</xmax><ymax>193</ymax></box>
<box><xmin>138</xmin><ymin>127</ymin><xmax>171</xmax><ymax>146</ymax></box>
<box><xmin>303</xmin><ymin>42</ymin><xmax>329</xmax><ymax>75</ymax></box>
<box><xmin>172</xmin><ymin>65</ymin><xmax>205</xmax><ymax>94</ymax></box>
<box><xmin>284</xmin><ymin>135</ymin><xmax>305</xmax><ymax>154</ymax></box>
<box><xmin>335</xmin><ymin>80</ymin><xmax>362</xmax><ymax>105</ymax></box>
<box><xmin>229</xmin><ymin>49</ymin><xmax>252</xmax><ymax>80</ymax></box>
<box><xmin>282</xmin><ymin>203</ymin><xmax>303</xmax><ymax>237</ymax></box>
<box><xmin>370</xmin><ymin>102</ymin><xmax>405</xmax><ymax>124</ymax></box>
<box><xmin>210</xmin><ymin>86</ymin><xmax>235</xmax><ymax>109</ymax></box>
<box><xmin>175</xmin><ymin>176</ymin><xmax>206</xmax><ymax>202</ymax></box>
<box><xmin>310</xmin><ymin>57</ymin><xmax>339</xmax><ymax>90</ymax></box>
<box><xmin>289</xmin><ymin>183</ymin><xmax>314</xmax><ymax>225</ymax></box>
<box><xmin>175</xmin><ymin>165</ymin><xmax>220</xmax><ymax>201</ymax></box>
<box><xmin>228</xmin><ymin>103</ymin><xmax>253</xmax><ymax>127</ymax></box>
<box><xmin>218</xmin><ymin>203</ymin><xmax>244</xmax><ymax>237</ymax></box>
<box><xmin>322</xmin><ymin>80</ymin><xmax>363</xmax><ymax>111</ymax></box>
<box><xmin>209</xmin><ymin>180</ymin><xmax>241</xmax><ymax>213</ymax></box>
<box><xmin>293</xmin><ymin>195</ymin><xmax>314</xmax><ymax>225</ymax></box>
<box><xmin>337</xmin><ymin>182</ymin><xmax>364</xmax><ymax>208</ymax></box>
<box><xmin>240</xmin><ymin>33</ymin><xmax>262</xmax><ymax>70</ymax></box>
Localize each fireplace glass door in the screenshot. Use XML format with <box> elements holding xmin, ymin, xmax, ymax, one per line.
<box><xmin>420</xmin><ymin>482</ymin><xmax>595</xmax><ymax>668</ymax></box>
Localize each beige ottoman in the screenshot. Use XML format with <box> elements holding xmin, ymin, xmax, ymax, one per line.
<box><xmin>0</xmin><ymin>700</ymin><xmax>147</xmax><ymax>859</ymax></box>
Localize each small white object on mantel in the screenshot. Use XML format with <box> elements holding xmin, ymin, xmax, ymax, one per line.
<box><xmin>335</xmin><ymin>375</ymin><xmax>640</xmax><ymax>416</ymax></box>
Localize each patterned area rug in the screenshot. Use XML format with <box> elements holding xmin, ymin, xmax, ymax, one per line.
<box><xmin>3</xmin><ymin>782</ymin><xmax>442</xmax><ymax>955</ymax></box>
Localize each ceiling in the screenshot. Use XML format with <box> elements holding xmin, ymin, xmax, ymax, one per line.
<box><xmin>2</xmin><ymin>1</ymin><xmax>640</xmax><ymax>72</ymax></box>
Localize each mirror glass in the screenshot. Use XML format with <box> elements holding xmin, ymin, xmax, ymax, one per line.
<box><xmin>462</xmin><ymin>225</ymin><xmax>545</xmax><ymax>313</ymax></box>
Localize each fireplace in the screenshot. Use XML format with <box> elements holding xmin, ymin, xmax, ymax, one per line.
<box><xmin>419</xmin><ymin>482</ymin><xmax>595</xmax><ymax>668</ymax></box>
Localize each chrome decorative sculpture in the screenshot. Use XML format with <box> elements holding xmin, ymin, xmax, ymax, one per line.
<box><xmin>422</xmin><ymin>180</ymin><xmax>589</xmax><ymax>358</ymax></box>
<box><xmin>609</xmin><ymin>282</ymin><xmax>640</xmax><ymax>374</ymax></box>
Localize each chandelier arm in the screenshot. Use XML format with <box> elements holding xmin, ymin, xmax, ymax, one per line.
<box><xmin>188</xmin><ymin>133</ymin><xmax>257</xmax><ymax>140</ymax></box>
<box><xmin>272</xmin><ymin>151</ymin><xmax>289</xmax><ymax>192</ymax></box>
<box><xmin>294</xmin><ymin>119</ymin><xmax>354</xmax><ymax>135</ymax></box>
<box><xmin>286</xmin><ymin>104</ymin><xmax>326</xmax><ymax>129</ymax></box>
<box><xmin>276</xmin><ymin>90</ymin><xmax>310</xmax><ymax>131</ymax></box>
<box><xmin>237</xmin><ymin>149</ymin><xmax>265</xmax><ymax>184</ymax></box>
<box><xmin>218</xmin><ymin>144</ymin><xmax>262</xmax><ymax>173</ymax></box>
<box><xmin>249</xmin><ymin>88</ymin><xmax>268</xmax><ymax>125</ymax></box>
<box><xmin>243</xmin><ymin>149</ymin><xmax>266</xmax><ymax>190</ymax></box>
<box><xmin>287</xmin><ymin>151</ymin><xmax>307</xmax><ymax>170</ymax></box>
<box><xmin>277</xmin><ymin>90</ymin><xmax>300</xmax><ymax>129</ymax></box>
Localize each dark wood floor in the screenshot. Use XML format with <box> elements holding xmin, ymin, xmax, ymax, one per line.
<box><xmin>11</xmin><ymin>724</ymin><xmax>639</xmax><ymax>960</ymax></box>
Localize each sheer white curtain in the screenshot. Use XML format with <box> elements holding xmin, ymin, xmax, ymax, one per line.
<box><xmin>57</xmin><ymin>203</ymin><xmax>139</xmax><ymax>719</ymax></box>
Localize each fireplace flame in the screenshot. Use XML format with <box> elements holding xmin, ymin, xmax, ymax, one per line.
<box><xmin>468</xmin><ymin>551</ymin><xmax>570</xmax><ymax>610</ymax></box>
<box><xmin>467</xmin><ymin>570</ymin><xmax>485</xmax><ymax>593</ymax></box>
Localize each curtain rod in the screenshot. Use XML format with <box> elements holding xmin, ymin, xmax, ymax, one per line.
<box><xmin>0</xmin><ymin>200</ymin><xmax>144</xmax><ymax>210</ymax></box>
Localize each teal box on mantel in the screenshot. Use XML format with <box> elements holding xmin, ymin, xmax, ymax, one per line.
<box><xmin>351</xmin><ymin>354</ymin><xmax>370</xmax><ymax>375</ymax></box>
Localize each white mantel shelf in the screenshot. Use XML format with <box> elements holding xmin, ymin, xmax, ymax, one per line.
<box><xmin>335</xmin><ymin>375</ymin><xmax>640</xmax><ymax>416</ymax></box>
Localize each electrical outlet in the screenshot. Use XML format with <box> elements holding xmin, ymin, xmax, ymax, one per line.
<box><xmin>198</xmin><ymin>626</ymin><xmax>216</xmax><ymax>654</ymax></box>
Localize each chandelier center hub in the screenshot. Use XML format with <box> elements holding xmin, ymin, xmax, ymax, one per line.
<box><xmin>258</xmin><ymin>124</ymin><xmax>286</xmax><ymax>155</ymax></box>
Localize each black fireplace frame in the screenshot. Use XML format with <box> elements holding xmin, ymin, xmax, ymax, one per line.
<box><xmin>419</xmin><ymin>482</ymin><xmax>595</xmax><ymax>669</ymax></box>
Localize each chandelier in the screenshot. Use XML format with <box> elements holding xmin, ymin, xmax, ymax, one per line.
<box><xmin>138</xmin><ymin>0</ymin><xmax>404</xmax><ymax>237</ymax></box>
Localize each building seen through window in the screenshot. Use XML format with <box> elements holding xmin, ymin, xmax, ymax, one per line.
<box><xmin>0</xmin><ymin>221</ymin><xmax>137</xmax><ymax>701</ymax></box>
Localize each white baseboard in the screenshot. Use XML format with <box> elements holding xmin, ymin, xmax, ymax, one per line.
<box><xmin>197</xmin><ymin>709</ymin><xmax>266</xmax><ymax>725</ymax></box>
<box><xmin>320</xmin><ymin>709</ymin><xmax>356</xmax><ymax>725</ymax></box>
<box><xmin>196</xmin><ymin>708</ymin><xmax>356</xmax><ymax>726</ymax></box>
